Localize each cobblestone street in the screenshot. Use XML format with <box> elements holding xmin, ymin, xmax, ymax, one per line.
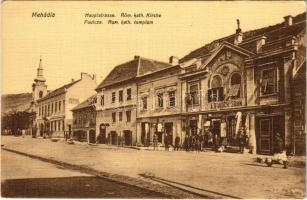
<box><xmin>1</xmin><ymin>136</ymin><xmax>305</xmax><ymax>198</ymax></box>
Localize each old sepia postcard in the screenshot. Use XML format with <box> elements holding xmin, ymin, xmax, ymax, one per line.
<box><xmin>1</xmin><ymin>1</ymin><xmax>306</xmax><ymax>198</ymax></box>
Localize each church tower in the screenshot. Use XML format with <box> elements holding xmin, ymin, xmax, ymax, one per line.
<box><xmin>32</xmin><ymin>57</ymin><xmax>47</xmax><ymax>103</ymax></box>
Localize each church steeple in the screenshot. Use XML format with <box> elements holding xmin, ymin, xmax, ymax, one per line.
<box><xmin>32</xmin><ymin>56</ymin><xmax>47</xmax><ymax>102</ymax></box>
<box><xmin>35</xmin><ymin>56</ymin><xmax>46</xmax><ymax>82</ymax></box>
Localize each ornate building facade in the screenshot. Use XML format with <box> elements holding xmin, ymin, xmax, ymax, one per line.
<box><xmin>178</xmin><ymin>13</ymin><xmax>306</xmax><ymax>155</ymax></box>
<box><xmin>95</xmin><ymin>12</ymin><xmax>305</xmax><ymax>155</ymax></box>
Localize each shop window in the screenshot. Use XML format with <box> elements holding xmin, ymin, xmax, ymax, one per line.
<box><xmin>169</xmin><ymin>91</ymin><xmax>176</xmax><ymax>107</ymax></box>
<box><xmin>119</xmin><ymin>112</ymin><xmax>123</xmax><ymax>121</ymax></box>
<box><xmin>127</xmin><ymin>88</ymin><xmax>132</xmax><ymax>100</ymax></box>
<box><xmin>112</xmin><ymin>112</ymin><xmax>116</xmax><ymax>123</ymax></box>
<box><xmin>112</xmin><ymin>92</ymin><xmax>116</xmax><ymax>103</ymax></box>
<box><xmin>261</xmin><ymin>68</ymin><xmax>275</xmax><ymax>95</ymax></box>
<box><xmin>126</xmin><ymin>110</ymin><xmax>131</xmax><ymax>122</ymax></box>
<box><xmin>226</xmin><ymin>73</ymin><xmax>241</xmax><ymax>99</ymax></box>
<box><xmin>141</xmin><ymin>97</ymin><xmax>147</xmax><ymax>110</ymax></box>
<box><xmin>208</xmin><ymin>75</ymin><xmax>224</xmax><ymax>102</ymax></box>
<box><xmin>157</xmin><ymin>93</ymin><xmax>163</xmax><ymax>108</ymax></box>
<box><xmin>119</xmin><ymin>90</ymin><xmax>123</xmax><ymax>102</ymax></box>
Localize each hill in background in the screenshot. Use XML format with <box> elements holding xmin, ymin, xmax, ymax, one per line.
<box><xmin>1</xmin><ymin>93</ymin><xmax>32</xmax><ymax>115</ymax></box>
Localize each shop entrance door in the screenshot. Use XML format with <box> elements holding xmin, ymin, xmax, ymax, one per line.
<box><xmin>165</xmin><ymin>123</ymin><xmax>173</xmax><ymax>145</ymax></box>
<box><xmin>111</xmin><ymin>131</ymin><xmax>118</xmax><ymax>145</ymax></box>
<box><xmin>141</xmin><ymin>123</ymin><xmax>149</xmax><ymax>146</ymax></box>
<box><xmin>190</xmin><ymin>120</ymin><xmax>197</xmax><ymax>136</ymax></box>
<box><xmin>89</xmin><ymin>130</ymin><xmax>96</xmax><ymax>144</ymax></box>
<box><xmin>124</xmin><ymin>130</ymin><xmax>132</xmax><ymax>146</ymax></box>
<box><xmin>256</xmin><ymin>116</ymin><xmax>284</xmax><ymax>154</ymax></box>
<box><xmin>212</xmin><ymin>120</ymin><xmax>221</xmax><ymax>137</ymax></box>
<box><xmin>212</xmin><ymin>119</ymin><xmax>221</xmax><ymax>147</ymax></box>
<box><xmin>227</xmin><ymin>116</ymin><xmax>237</xmax><ymax>146</ymax></box>
<box><xmin>99</xmin><ymin>127</ymin><xmax>106</xmax><ymax>144</ymax></box>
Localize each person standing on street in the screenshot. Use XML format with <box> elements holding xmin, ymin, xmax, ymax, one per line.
<box><xmin>164</xmin><ymin>134</ymin><xmax>169</xmax><ymax>151</ymax></box>
<box><xmin>153</xmin><ymin>133</ymin><xmax>158</xmax><ymax>151</ymax></box>
<box><xmin>184</xmin><ymin>134</ymin><xmax>190</xmax><ymax>152</ymax></box>
<box><xmin>174</xmin><ymin>136</ymin><xmax>180</xmax><ymax>151</ymax></box>
<box><xmin>238</xmin><ymin>128</ymin><xmax>245</xmax><ymax>153</ymax></box>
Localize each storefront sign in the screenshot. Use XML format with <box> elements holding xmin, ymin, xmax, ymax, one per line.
<box><xmin>209</xmin><ymin>99</ymin><xmax>243</xmax><ymax>109</ymax></box>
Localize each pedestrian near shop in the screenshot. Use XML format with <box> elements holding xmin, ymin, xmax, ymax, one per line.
<box><xmin>204</xmin><ymin>129</ymin><xmax>208</xmax><ymax>148</ymax></box>
<box><xmin>174</xmin><ymin>136</ymin><xmax>180</xmax><ymax>151</ymax></box>
<box><xmin>184</xmin><ymin>134</ymin><xmax>190</xmax><ymax>152</ymax></box>
<box><xmin>153</xmin><ymin>133</ymin><xmax>158</xmax><ymax>151</ymax></box>
<box><xmin>213</xmin><ymin>133</ymin><xmax>219</xmax><ymax>151</ymax></box>
<box><xmin>164</xmin><ymin>134</ymin><xmax>169</xmax><ymax>151</ymax></box>
<box><xmin>198</xmin><ymin>132</ymin><xmax>204</xmax><ymax>151</ymax></box>
<box><xmin>238</xmin><ymin>128</ymin><xmax>246</xmax><ymax>153</ymax></box>
<box><xmin>196</xmin><ymin>134</ymin><xmax>202</xmax><ymax>152</ymax></box>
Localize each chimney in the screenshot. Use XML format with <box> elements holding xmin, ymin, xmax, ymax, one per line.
<box><xmin>92</xmin><ymin>74</ymin><xmax>97</xmax><ymax>81</ymax></box>
<box><xmin>169</xmin><ymin>56</ymin><xmax>179</xmax><ymax>65</ymax></box>
<box><xmin>134</xmin><ymin>55</ymin><xmax>140</xmax><ymax>60</ymax></box>
<box><xmin>234</xmin><ymin>19</ymin><xmax>243</xmax><ymax>45</ymax></box>
<box><xmin>284</xmin><ymin>15</ymin><xmax>293</xmax><ymax>27</ymax></box>
<box><xmin>71</xmin><ymin>78</ymin><xmax>74</xmax><ymax>82</ymax></box>
<box><xmin>256</xmin><ymin>36</ymin><xmax>267</xmax><ymax>53</ymax></box>
<box><xmin>81</xmin><ymin>72</ymin><xmax>90</xmax><ymax>79</ymax></box>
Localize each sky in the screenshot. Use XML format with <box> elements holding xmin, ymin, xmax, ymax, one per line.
<box><xmin>1</xmin><ymin>1</ymin><xmax>306</xmax><ymax>94</ymax></box>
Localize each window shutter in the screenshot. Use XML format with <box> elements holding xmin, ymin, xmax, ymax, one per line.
<box><xmin>219</xmin><ymin>87</ymin><xmax>224</xmax><ymax>101</ymax></box>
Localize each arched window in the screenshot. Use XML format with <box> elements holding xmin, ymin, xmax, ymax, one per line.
<box><xmin>211</xmin><ymin>75</ymin><xmax>222</xmax><ymax>88</ymax></box>
<box><xmin>231</xmin><ymin>73</ymin><xmax>241</xmax><ymax>85</ymax></box>
<box><xmin>227</xmin><ymin>73</ymin><xmax>241</xmax><ymax>99</ymax></box>
<box><xmin>208</xmin><ymin>75</ymin><xmax>224</xmax><ymax>102</ymax></box>
<box><xmin>39</xmin><ymin>91</ymin><xmax>43</xmax><ymax>98</ymax></box>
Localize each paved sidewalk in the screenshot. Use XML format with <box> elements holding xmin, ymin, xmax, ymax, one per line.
<box><xmin>1</xmin><ymin>136</ymin><xmax>305</xmax><ymax>198</ymax></box>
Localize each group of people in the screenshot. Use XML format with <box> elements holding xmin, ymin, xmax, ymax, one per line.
<box><xmin>152</xmin><ymin>127</ymin><xmax>249</xmax><ymax>153</ymax></box>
